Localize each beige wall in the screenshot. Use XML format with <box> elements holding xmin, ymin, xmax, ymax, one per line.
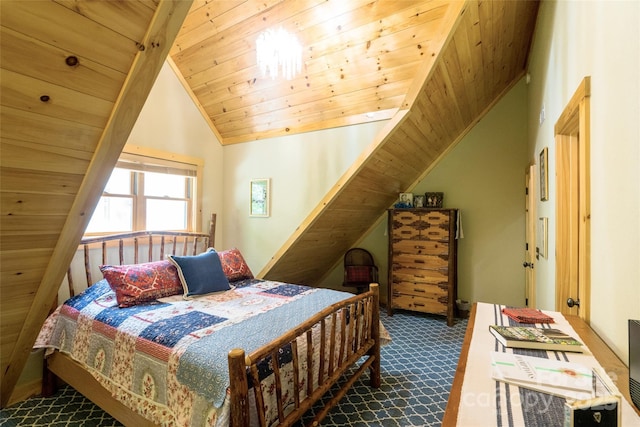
<box><xmin>412</xmin><ymin>79</ymin><xmax>529</xmax><ymax>307</ymax></box>
<box><xmin>527</xmin><ymin>0</ymin><xmax>640</xmax><ymax>363</ymax></box>
<box><xmin>220</xmin><ymin>122</ymin><xmax>387</xmax><ymax>272</ymax></box>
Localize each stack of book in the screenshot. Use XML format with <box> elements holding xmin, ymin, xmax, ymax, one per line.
<box><xmin>487</xmin><ymin>307</ymin><xmax>624</xmax><ymax>425</ymax></box>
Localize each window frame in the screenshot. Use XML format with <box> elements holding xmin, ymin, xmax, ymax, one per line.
<box><xmin>84</xmin><ymin>144</ymin><xmax>204</xmax><ymax>236</ymax></box>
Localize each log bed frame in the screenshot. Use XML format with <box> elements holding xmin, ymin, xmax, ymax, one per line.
<box><xmin>44</xmin><ymin>226</ymin><xmax>381</xmax><ymax>427</ymax></box>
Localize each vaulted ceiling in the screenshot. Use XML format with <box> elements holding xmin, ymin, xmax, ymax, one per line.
<box><xmin>170</xmin><ymin>0</ymin><xmax>461</xmax><ymax>144</ymax></box>
<box><xmin>0</xmin><ymin>0</ymin><xmax>539</xmax><ymax>405</ymax></box>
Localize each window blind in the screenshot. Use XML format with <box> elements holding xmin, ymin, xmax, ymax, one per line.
<box><xmin>117</xmin><ymin>152</ymin><xmax>197</xmax><ymax>177</ymax></box>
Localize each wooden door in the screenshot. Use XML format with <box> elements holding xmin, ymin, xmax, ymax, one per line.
<box><xmin>555</xmin><ymin>77</ymin><xmax>591</xmax><ymax>321</ymax></box>
<box><xmin>524</xmin><ymin>165</ymin><xmax>536</xmax><ymax>307</ymax></box>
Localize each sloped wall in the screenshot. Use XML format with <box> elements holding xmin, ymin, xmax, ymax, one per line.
<box><xmin>221</xmin><ymin>122</ymin><xmax>387</xmax><ymax>270</ymax></box>
<box><xmin>318</xmin><ymin>78</ymin><xmax>529</xmax><ymax>309</ymax></box>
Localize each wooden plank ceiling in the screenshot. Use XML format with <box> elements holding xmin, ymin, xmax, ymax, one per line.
<box><xmin>0</xmin><ymin>0</ymin><xmax>539</xmax><ymax>405</ymax></box>
<box><xmin>170</xmin><ymin>0</ymin><xmax>461</xmax><ymax>144</ymax></box>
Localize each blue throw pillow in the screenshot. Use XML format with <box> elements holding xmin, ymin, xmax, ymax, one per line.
<box><xmin>169</xmin><ymin>248</ymin><xmax>230</xmax><ymax>298</ymax></box>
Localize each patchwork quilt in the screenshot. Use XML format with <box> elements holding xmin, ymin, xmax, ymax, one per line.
<box><xmin>35</xmin><ymin>278</ymin><xmax>354</xmax><ymax>426</ymax></box>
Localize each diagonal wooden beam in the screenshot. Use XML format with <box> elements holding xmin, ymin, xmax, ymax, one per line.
<box><xmin>1</xmin><ymin>0</ymin><xmax>194</xmax><ymax>407</ymax></box>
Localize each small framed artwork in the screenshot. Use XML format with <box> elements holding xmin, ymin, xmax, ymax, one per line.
<box><xmin>414</xmin><ymin>194</ymin><xmax>425</xmax><ymax>208</ymax></box>
<box><xmin>537</xmin><ymin>217</ymin><xmax>548</xmax><ymax>259</ymax></box>
<box><xmin>539</xmin><ymin>147</ymin><xmax>548</xmax><ymax>201</ymax></box>
<box><xmin>396</xmin><ymin>192</ymin><xmax>413</xmax><ymax>208</ymax></box>
<box><xmin>425</xmin><ymin>192</ymin><xmax>443</xmax><ymax>208</ymax></box>
<box><xmin>250</xmin><ymin>178</ymin><xmax>270</xmax><ymax>217</ymax></box>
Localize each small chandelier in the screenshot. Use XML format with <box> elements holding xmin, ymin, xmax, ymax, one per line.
<box><xmin>256</xmin><ymin>27</ymin><xmax>302</xmax><ymax>80</ymax></box>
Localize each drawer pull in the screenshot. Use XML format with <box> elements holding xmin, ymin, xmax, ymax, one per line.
<box><xmin>414</xmin><ymin>288</ymin><xmax>425</xmax><ymax>293</ymax></box>
<box><xmin>414</xmin><ymin>303</ymin><xmax>425</xmax><ymax>307</ymax></box>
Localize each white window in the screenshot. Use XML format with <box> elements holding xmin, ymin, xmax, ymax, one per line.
<box><xmin>85</xmin><ymin>148</ymin><xmax>202</xmax><ymax>235</ymax></box>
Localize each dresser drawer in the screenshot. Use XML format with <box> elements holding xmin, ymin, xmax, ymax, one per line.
<box><xmin>392</xmin><ymin>253</ymin><xmax>448</xmax><ymax>268</ymax></box>
<box><xmin>392</xmin><ymin>223</ymin><xmax>421</xmax><ymax>240</ymax></box>
<box><xmin>391</xmin><ymin>239</ymin><xmax>449</xmax><ymax>256</ymax></box>
<box><xmin>423</xmin><ymin>211</ymin><xmax>450</xmax><ymax>226</ymax></box>
<box><xmin>391</xmin><ymin>294</ymin><xmax>448</xmax><ymax>316</ymax></box>
<box><xmin>392</xmin><ymin>282</ymin><xmax>448</xmax><ymax>299</ymax></box>
<box><xmin>421</xmin><ymin>225</ymin><xmax>449</xmax><ymax>241</ymax></box>
<box><xmin>391</xmin><ymin>212</ymin><xmax>450</xmax><ymax>241</ymax></box>
<box><xmin>392</xmin><ymin>210</ymin><xmax>421</xmax><ymax>225</ymax></box>
<box><xmin>392</xmin><ymin>267</ymin><xmax>449</xmax><ymax>285</ymax></box>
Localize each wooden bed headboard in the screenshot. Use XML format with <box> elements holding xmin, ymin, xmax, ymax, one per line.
<box><xmin>62</xmin><ymin>214</ymin><xmax>216</xmax><ymax>300</ymax></box>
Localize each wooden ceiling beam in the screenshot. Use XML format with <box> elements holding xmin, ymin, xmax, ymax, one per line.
<box><xmin>0</xmin><ymin>0</ymin><xmax>194</xmax><ymax>407</ymax></box>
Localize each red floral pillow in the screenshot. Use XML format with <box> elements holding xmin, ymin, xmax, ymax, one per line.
<box><xmin>217</xmin><ymin>248</ymin><xmax>254</xmax><ymax>282</ymax></box>
<box><xmin>100</xmin><ymin>260</ymin><xmax>182</xmax><ymax>308</ymax></box>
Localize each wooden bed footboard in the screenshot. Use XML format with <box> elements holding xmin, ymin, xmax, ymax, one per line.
<box><xmin>228</xmin><ymin>283</ymin><xmax>380</xmax><ymax>427</ymax></box>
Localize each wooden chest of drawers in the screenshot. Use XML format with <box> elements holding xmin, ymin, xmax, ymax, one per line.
<box><xmin>387</xmin><ymin>208</ymin><xmax>458</xmax><ymax>326</ymax></box>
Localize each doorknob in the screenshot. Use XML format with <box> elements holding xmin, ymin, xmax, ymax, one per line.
<box><xmin>566</xmin><ymin>297</ymin><xmax>580</xmax><ymax>308</ymax></box>
<box><xmin>523</xmin><ymin>262</ymin><xmax>534</xmax><ymax>268</ymax></box>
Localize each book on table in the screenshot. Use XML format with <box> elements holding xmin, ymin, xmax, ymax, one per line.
<box><xmin>502</xmin><ymin>306</ymin><xmax>554</xmax><ymax>324</ymax></box>
<box><xmin>489</xmin><ymin>325</ymin><xmax>585</xmax><ymax>352</ymax></box>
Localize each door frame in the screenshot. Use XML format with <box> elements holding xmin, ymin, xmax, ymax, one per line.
<box><xmin>525</xmin><ymin>164</ymin><xmax>536</xmax><ymax>307</ymax></box>
<box><xmin>554</xmin><ymin>77</ymin><xmax>591</xmax><ymax>321</ymax></box>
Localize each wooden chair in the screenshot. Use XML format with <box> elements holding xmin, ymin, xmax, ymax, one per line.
<box><xmin>343</xmin><ymin>248</ymin><xmax>378</xmax><ymax>294</ymax></box>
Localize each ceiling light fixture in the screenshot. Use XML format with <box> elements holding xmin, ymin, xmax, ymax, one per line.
<box><xmin>256</xmin><ymin>27</ymin><xmax>302</xmax><ymax>80</ymax></box>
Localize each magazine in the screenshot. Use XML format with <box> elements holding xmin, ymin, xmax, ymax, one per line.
<box><xmin>491</xmin><ymin>352</ymin><xmax>622</xmax><ymax>412</ymax></box>
<box><xmin>490</xmin><ymin>352</ymin><xmax>593</xmax><ymax>393</ymax></box>
<box><xmin>489</xmin><ymin>325</ymin><xmax>584</xmax><ymax>352</ymax></box>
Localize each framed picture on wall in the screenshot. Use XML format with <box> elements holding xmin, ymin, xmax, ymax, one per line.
<box><xmin>539</xmin><ymin>147</ymin><xmax>548</xmax><ymax>201</ymax></box>
<box><xmin>250</xmin><ymin>178</ymin><xmax>270</xmax><ymax>217</ymax></box>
